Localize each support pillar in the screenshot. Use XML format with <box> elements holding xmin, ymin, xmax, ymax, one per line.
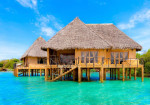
<box><xmin>129</xmin><ymin>68</ymin><xmax>131</xmax><ymax>79</ymax></box>
<box><xmin>100</xmin><ymin>67</ymin><xmax>104</xmax><ymax>83</ymax></box>
<box><xmin>110</xmin><ymin>68</ymin><xmax>111</xmax><ymax>79</ymax></box>
<box><xmin>28</xmin><ymin>69</ymin><xmax>30</xmax><ymax>77</ymax></box>
<box><xmin>122</xmin><ymin>68</ymin><xmax>125</xmax><ymax>81</ymax></box>
<box><xmin>16</xmin><ymin>69</ymin><xmax>18</xmax><ymax>77</ymax></box>
<box><xmin>141</xmin><ymin>66</ymin><xmax>144</xmax><ymax>82</ymax></box>
<box><xmin>78</xmin><ymin>67</ymin><xmax>81</xmax><ymax>83</ymax></box>
<box><xmin>40</xmin><ymin>69</ymin><xmax>42</xmax><ymax>76</ymax></box>
<box><xmin>125</xmin><ymin>68</ymin><xmax>128</xmax><ymax>79</ymax></box>
<box><xmin>118</xmin><ymin>68</ymin><xmax>120</xmax><ymax>80</ymax></box>
<box><xmin>73</xmin><ymin>69</ymin><xmax>76</xmax><ymax>81</ymax></box>
<box><xmin>134</xmin><ymin>68</ymin><xmax>136</xmax><ymax>80</ymax></box>
<box><xmin>87</xmin><ymin>68</ymin><xmax>90</xmax><ymax>81</ymax></box>
<box><xmin>45</xmin><ymin>68</ymin><xmax>48</xmax><ymax>81</ymax></box>
<box><xmin>115</xmin><ymin>68</ymin><xmax>116</xmax><ymax>80</ymax></box>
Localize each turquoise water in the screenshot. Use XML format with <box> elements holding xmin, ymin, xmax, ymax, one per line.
<box><xmin>0</xmin><ymin>72</ymin><xmax>150</xmax><ymax>105</ymax></box>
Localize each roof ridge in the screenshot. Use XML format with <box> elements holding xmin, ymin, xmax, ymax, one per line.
<box><xmin>84</xmin><ymin>23</ymin><xmax>112</xmax><ymax>47</ymax></box>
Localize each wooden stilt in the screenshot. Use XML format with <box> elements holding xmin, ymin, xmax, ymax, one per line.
<box><xmin>60</xmin><ymin>69</ymin><xmax>63</xmax><ymax>81</ymax></box>
<box><xmin>28</xmin><ymin>69</ymin><xmax>30</xmax><ymax>77</ymax></box>
<box><xmin>86</xmin><ymin>69</ymin><xmax>87</xmax><ymax>78</ymax></box>
<box><xmin>115</xmin><ymin>68</ymin><xmax>116</xmax><ymax>80</ymax></box>
<box><xmin>122</xmin><ymin>68</ymin><xmax>125</xmax><ymax>81</ymax></box>
<box><xmin>45</xmin><ymin>68</ymin><xmax>48</xmax><ymax>80</ymax></box>
<box><xmin>87</xmin><ymin>68</ymin><xmax>90</xmax><ymax>81</ymax></box>
<box><xmin>110</xmin><ymin>68</ymin><xmax>111</xmax><ymax>79</ymax></box>
<box><xmin>112</xmin><ymin>69</ymin><xmax>113</xmax><ymax>80</ymax></box>
<box><xmin>50</xmin><ymin>69</ymin><xmax>52</xmax><ymax>80</ymax></box>
<box><xmin>31</xmin><ymin>70</ymin><xmax>33</xmax><ymax>76</ymax></box>
<box><xmin>23</xmin><ymin>69</ymin><xmax>24</xmax><ymax>76</ymax></box>
<box><xmin>118</xmin><ymin>68</ymin><xmax>120</xmax><ymax>80</ymax></box>
<box><xmin>16</xmin><ymin>69</ymin><xmax>18</xmax><ymax>77</ymax></box>
<box><xmin>129</xmin><ymin>68</ymin><xmax>131</xmax><ymax>79</ymax></box>
<box><xmin>141</xmin><ymin>66</ymin><xmax>144</xmax><ymax>82</ymax></box>
<box><xmin>104</xmin><ymin>68</ymin><xmax>106</xmax><ymax>80</ymax></box>
<box><xmin>78</xmin><ymin>67</ymin><xmax>81</xmax><ymax>83</ymax></box>
<box><xmin>101</xmin><ymin>67</ymin><xmax>104</xmax><ymax>83</ymax></box>
<box><xmin>40</xmin><ymin>69</ymin><xmax>42</xmax><ymax>76</ymax></box>
<box><xmin>125</xmin><ymin>68</ymin><xmax>128</xmax><ymax>79</ymax></box>
<box><xmin>73</xmin><ymin>69</ymin><xmax>76</xmax><ymax>81</ymax></box>
<box><xmin>134</xmin><ymin>68</ymin><xmax>136</xmax><ymax>80</ymax></box>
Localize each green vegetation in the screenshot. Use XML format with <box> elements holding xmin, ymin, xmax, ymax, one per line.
<box><xmin>137</xmin><ymin>49</ymin><xmax>150</xmax><ymax>77</ymax></box>
<box><xmin>0</xmin><ymin>58</ymin><xmax>21</xmax><ymax>71</ymax></box>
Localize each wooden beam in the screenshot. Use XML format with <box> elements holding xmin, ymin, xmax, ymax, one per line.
<box><xmin>115</xmin><ymin>68</ymin><xmax>116</xmax><ymax>80</ymax></box>
<box><xmin>129</xmin><ymin>68</ymin><xmax>131</xmax><ymax>79</ymax></box>
<box><xmin>134</xmin><ymin>68</ymin><xmax>136</xmax><ymax>80</ymax></box>
<box><xmin>122</xmin><ymin>68</ymin><xmax>125</xmax><ymax>81</ymax></box>
<box><xmin>78</xmin><ymin>67</ymin><xmax>81</xmax><ymax>83</ymax></box>
<box><xmin>141</xmin><ymin>66</ymin><xmax>144</xmax><ymax>82</ymax></box>
<box><xmin>125</xmin><ymin>68</ymin><xmax>128</xmax><ymax>79</ymax></box>
<box><xmin>87</xmin><ymin>68</ymin><xmax>90</xmax><ymax>81</ymax></box>
<box><xmin>45</xmin><ymin>68</ymin><xmax>48</xmax><ymax>80</ymax></box>
<box><xmin>101</xmin><ymin>67</ymin><xmax>104</xmax><ymax>83</ymax></box>
<box><xmin>118</xmin><ymin>68</ymin><xmax>120</xmax><ymax>80</ymax></box>
<box><xmin>47</xmin><ymin>48</ymin><xmax>50</xmax><ymax>65</ymax></box>
<box><xmin>40</xmin><ymin>69</ymin><xmax>42</xmax><ymax>76</ymax></box>
<box><xmin>28</xmin><ymin>69</ymin><xmax>30</xmax><ymax>77</ymax></box>
<box><xmin>110</xmin><ymin>68</ymin><xmax>111</xmax><ymax>79</ymax></box>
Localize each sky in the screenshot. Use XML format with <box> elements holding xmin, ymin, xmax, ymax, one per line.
<box><xmin>0</xmin><ymin>0</ymin><xmax>150</xmax><ymax>60</ymax></box>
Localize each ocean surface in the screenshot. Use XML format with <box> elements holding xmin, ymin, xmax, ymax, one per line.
<box><xmin>0</xmin><ymin>72</ymin><xmax>150</xmax><ymax>105</ymax></box>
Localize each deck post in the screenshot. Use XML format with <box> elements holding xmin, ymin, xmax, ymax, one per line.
<box><xmin>134</xmin><ymin>68</ymin><xmax>136</xmax><ymax>80</ymax></box>
<box><xmin>112</xmin><ymin>69</ymin><xmax>113</xmax><ymax>80</ymax></box>
<box><xmin>125</xmin><ymin>68</ymin><xmax>128</xmax><ymax>79</ymax></box>
<box><xmin>37</xmin><ymin>69</ymin><xmax>38</xmax><ymax>76</ymax></box>
<box><xmin>16</xmin><ymin>69</ymin><xmax>18</xmax><ymax>77</ymax></box>
<box><xmin>73</xmin><ymin>69</ymin><xmax>76</xmax><ymax>81</ymax></box>
<box><xmin>110</xmin><ymin>68</ymin><xmax>111</xmax><ymax>79</ymax></box>
<box><xmin>100</xmin><ymin>67</ymin><xmax>104</xmax><ymax>83</ymax></box>
<box><xmin>60</xmin><ymin>69</ymin><xmax>63</xmax><ymax>81</ymax></box>
<box><xmin>122</xmin><ymin>68</ymin><xmax>125</xmax><ymax>81</ymax></box>
<box><xmin>104</xmin><ymin>68</ymin><xmax>106</xmax><ymax>80</ymax></box>
<box><xmin>31</xmin><ymin>69</ymin><xmax>33</xmax><ymax>76</ymax></box>
<box><xmin>28</xmin><ymin>69</ymin><xmax>30</xmax><ymax>77</ymax></box>
<box><xmin>141</xmin><ymin>66</ymin><xmax>144</xmax><ymax>82</ymax></box>
<box><xmin>115</xmin><ymin>68</ymin><xmax>116</xmax><ymax>80</ymax></box>
<box><xmin>23</xmin><ymin>69</ymin><xmax>24</xmax><ymax>76</ymax></box>
<box><xmin>47</xmin><ymin>48</ymin><xmax>50</xmax><ymax>65</ymax></box>
<box><xmin>78</xmin><ymin>67</ymin><xmax>81</xmax><ymax>83</ymax></box>
<box><xmin>129</xmin><ymin>68</ymin><xmax>131</xmax><ymax>79</ymax></box>
<box><xmin>87</xmin><ymin>68</ymin><xmax>90</xmax><ymax>81</ymax></box>
<box><xmin>86</xmin><ymin>69</ymin><xmax>87</xmax><ymax>78</ymax></box>
<box><xmin>118</xmin><ymin>68</ymin><xmax>120</xmax><ymax>80</ymax></box>
<box><xmin>40</xmin><ymin>69</ymin><xmax>42</xmax><ymax>76</ymax></box>
<box><xmin>45</xmin><ymin>68</ymin><xmax>48</xmax><ymax>81</ymax></box>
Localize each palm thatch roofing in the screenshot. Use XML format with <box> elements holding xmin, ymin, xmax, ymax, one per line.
<box><xmin>42</xmin><ymin>17</ymin><xmax>142</xmax><ymax>51</ymax></box>
<box><xmin>21</xmin><ymin>36</ymin><xmax>47</xmax><ymax>59</ymax></box>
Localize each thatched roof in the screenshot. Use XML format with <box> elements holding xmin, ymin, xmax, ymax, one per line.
<box><xmin>86</xmin><ymin>24</ymin><xmax>142</xmax><ymax>51</ymax></box>
<box><xmin>21</xmin><ymin>36</ymin><xmax>47</xmax><ymax>59</ymax></box>
<box><xmin>42</xmin><ymin>17</ymin><xmax>142</xmax><ymax>51</ymax></box>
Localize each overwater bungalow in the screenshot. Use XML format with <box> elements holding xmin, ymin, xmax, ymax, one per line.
<box><xmin>14</xmin><ymin>17</ymin><xmax>144</xmax><ymax>83</ymax></box>
<box><xmin>14</xmin><ymin>36</ymin><xmax>47</xmax><ymax>76</ymax></box>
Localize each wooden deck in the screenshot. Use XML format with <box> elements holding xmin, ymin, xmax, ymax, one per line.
<box><xmin>14</xmin><ymin>63</ymin><xmax>144</xmax><ymax>83</ymax></box>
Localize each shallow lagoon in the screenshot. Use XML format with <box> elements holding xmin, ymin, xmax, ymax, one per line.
<box><xmin>0</xmin><ymin>72</ymin><xmax>150</xmax><ymax>105</ymax></box>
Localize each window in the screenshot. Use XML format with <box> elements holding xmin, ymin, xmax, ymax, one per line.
<box><xmin>111</xmin><ymin>52</ymin><xmax>128</xmax><ymax>64</ymax></box>
<box><xmin>81</xmin><ymin>51</ymin><xmax>98</xmax><ymax>63</ymax></box>
<box><xmin>81</xmin><ymin>52</ymin><xmax>85</xmax><ymax>63</ymax></box>
<box><xmin>38</xmin><ymin>58</ymin><xmax>46</xmax><ymax>64</ymax></box>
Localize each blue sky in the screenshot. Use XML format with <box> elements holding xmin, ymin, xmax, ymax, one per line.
<box><xmin>0</xmin><ymin>0</ymin><xmax>150</xmax><ymax>60</ymax></box>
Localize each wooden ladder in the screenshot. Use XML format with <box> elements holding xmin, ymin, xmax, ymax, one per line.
<box><xmin>49</xmin><ymin>66</ymin><xmax>77</xmax><ymax>82</ymax></box>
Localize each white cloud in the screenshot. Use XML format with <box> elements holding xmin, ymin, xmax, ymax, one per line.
<box><xmin>36</xmin><ymin>15</ymin><xmax>63</xmax><ymax>37</ymax></box>
<box><xmin>16</xmin><ymin>0</ymin><xmax>37</xmax><ymax>9</ymax></box>
<box><xmin>41</xmin><ymin>27</ymin><xmax>55</xmax><ymax>37</ymax></box>
<box><xmin>118</xmin><ymin>9</ymin><xmax>150</xmax><ymax>29</ymax></box>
